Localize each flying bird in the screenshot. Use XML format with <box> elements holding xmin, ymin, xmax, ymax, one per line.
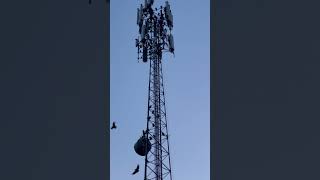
<box><xmin>132</xmin><ymin>164</ymin><xmax>139</xmax><ymax>175</ymax></box>
<box><xmin>111</xmin><ymin>122</ymin><xmax>117</xmax><ymax>130</ymax></box>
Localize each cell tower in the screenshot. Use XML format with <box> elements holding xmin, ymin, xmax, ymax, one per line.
<box><xmin>133</xmin><ymin>0</ymin><xmax>175</xmax><ymax>180</ymax></box>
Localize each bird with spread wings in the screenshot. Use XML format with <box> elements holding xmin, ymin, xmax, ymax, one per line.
<box><xmin>132</xmin><ymin>165</ymin><xmax>139</xmax><ymax>175</ymax></box>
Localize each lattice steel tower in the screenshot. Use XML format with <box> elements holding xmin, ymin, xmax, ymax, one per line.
<box><xmin>133</xmin><ymin>1</ymin><xmax>175</xmax><ymax>180</ymax></box>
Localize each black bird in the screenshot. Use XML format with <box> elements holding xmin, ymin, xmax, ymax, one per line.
<box><xmin>111</xmin><ymin>122</ymin><xmax>117</xmax><ymax>130</ymax></box>
<box><xmin>132</xmin><ymin>165</ymin><xmax>139</xmax><ymax>175</ymax></box>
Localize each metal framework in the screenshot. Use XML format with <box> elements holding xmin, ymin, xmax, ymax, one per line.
<box><xmin>135</xmin><ymin>1</ymin><xmax>175</xmax><ymax>180</ymax></box>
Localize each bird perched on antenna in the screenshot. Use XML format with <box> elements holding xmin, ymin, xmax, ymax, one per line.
<box><xmin>111</xmin><ymin>122</ymin><xmax>117</xmax><ymax>130</ymax></box>
<box><xmin>132</xmin><ymin>164</ymin><xmax>139</xmax><ymax>175</ymax></box>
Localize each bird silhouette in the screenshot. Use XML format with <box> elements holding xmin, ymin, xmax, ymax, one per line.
<box><xmin>111</xmin><ymin>122</ymin><xmax>117</xmax><ymax>130</ymax></box>
<box><xmin>132</xmin><ymin>165</ymin><xmax>139</xmax><ymax>175</ymax></box>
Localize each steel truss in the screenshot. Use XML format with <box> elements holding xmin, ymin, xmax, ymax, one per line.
<box><xmin>135</xmin><ymin>1</ymin><xmax>174</xmax><ymax>180</ymax></box>
<box><xmin>143</xmin><ymin>54</ymin><xmax>172</xmax><ymax>180</ymax></box>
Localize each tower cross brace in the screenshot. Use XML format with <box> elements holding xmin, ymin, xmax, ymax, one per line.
<box><xmin>134</xmin><ymin>1</ymin><xmax>175</xmax><ymax>180</ymax></box>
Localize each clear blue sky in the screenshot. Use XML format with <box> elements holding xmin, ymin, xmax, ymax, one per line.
<box><xmin>110</xmin><ymin>0</ymin><xmax>210</xmax><ymax>179</ymax></box>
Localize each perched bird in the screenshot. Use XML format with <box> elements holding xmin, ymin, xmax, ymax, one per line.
<box><xmin>132</xmin><ymin>165</ymin><xmax>139</xmax><ymax>175</ymax></box>
<box><xmin>111</xmin><ymin>122</ymin><xmax>117</xmax><ymax>130</ymax></box>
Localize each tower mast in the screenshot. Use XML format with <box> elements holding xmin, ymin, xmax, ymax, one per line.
<box><xmin>134</xmin><ymin>1</ymin><xmax>175</xmax><ymax>180</ymax></box>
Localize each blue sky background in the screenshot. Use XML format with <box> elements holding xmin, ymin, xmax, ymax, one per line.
<box><xmin>110</xmin><ymin>0</ymin><xmax>210</xmax><ymax>179</ymax></box>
